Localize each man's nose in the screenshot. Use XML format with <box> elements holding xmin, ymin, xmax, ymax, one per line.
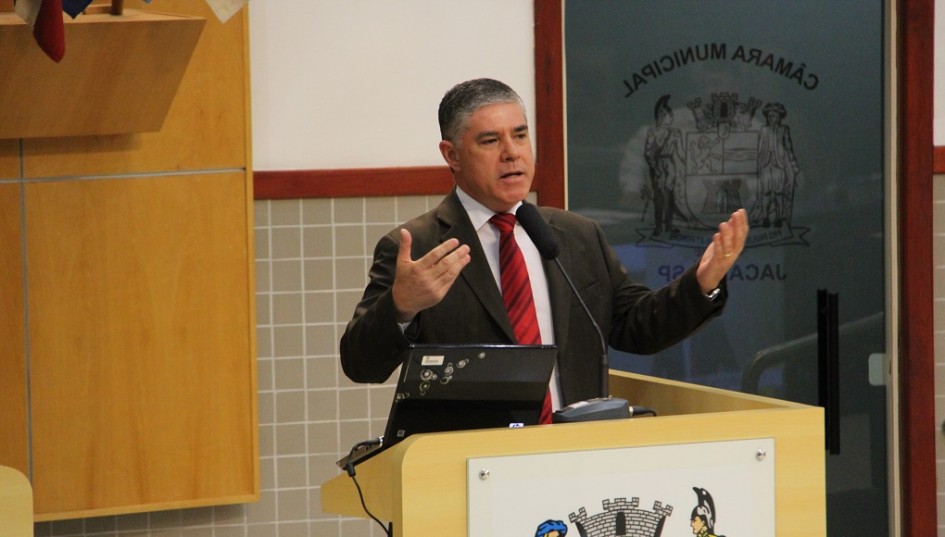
<box><xmin>500</xmin><ymin>136</ymin><xmax>520</xmax><ymax>160</ymax></box>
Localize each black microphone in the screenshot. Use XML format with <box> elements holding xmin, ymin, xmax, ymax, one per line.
<box><xmin>516</xmin><ymin>202</ymin><xmax>630</xmax><ymax>421</ymax></box>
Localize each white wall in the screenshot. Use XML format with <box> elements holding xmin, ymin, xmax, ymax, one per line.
<box><xmin>249</xmin><ymin>0</ymin><xmax>536</xmax><ymax>171</ymax></box>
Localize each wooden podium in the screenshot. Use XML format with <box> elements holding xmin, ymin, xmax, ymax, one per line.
<box><xmin>0</xmin><ymin>466</ymin><xmax>33</xmax><ymax>537</ymax></box>
<box><xmin>322</xmin><ymin>370</ymin><xmax>826</xmax><ymax>536</ymax></box>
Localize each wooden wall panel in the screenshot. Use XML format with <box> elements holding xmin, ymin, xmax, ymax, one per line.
<box><xmin>24</xmin><ymin>173</ymin><xmax>256</xmax><ymax>517</ymax></box>
<box><xmin>0</xmin><ymin>139</ymin><xmax>18</xmax><ymax>178</ymax></box>
<box><xmin>0</xmin><ymin>183</ymin><xmax>28</xmax><ymax>477</ymax></box>
<box><xmin>22</xmin><ymin>2</ymin><xmax>248</xmax><ymax>177</ymax></box>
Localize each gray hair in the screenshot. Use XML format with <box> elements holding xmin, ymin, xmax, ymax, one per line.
<box><xmin>438</xmin><ymin>78</ymin><xmax>525</xmax><ymax>143</ymax></box>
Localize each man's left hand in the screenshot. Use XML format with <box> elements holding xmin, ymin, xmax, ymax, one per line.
<box><xmin>696</xmin><ymin>208</ymin><xmax>749</xmax><ymax>293</ymax></box>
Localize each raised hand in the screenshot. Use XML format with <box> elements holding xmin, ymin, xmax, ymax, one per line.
<box><xmin>391</xmin><ymin>228</ymin><xmax>472</xmax><ymax>323</ymax></box>
<box><xmin>696</xmin><ymin>208</ymin><xmax>749</xmax><ymax>293</ymax></box>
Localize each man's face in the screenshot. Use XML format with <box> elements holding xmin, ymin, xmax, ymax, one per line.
<box><xmin>439</xmin><ymin>102</ymin><xmax>535</xmax><ymax>213</ymax></box>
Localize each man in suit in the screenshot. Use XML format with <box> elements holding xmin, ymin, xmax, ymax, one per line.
<box><xmin>340</xmin><ymin>78</ymin><xmax>748</xmax><ymax>408</ymax></box>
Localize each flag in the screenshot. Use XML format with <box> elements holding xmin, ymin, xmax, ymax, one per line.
<box><xmin>204</xmin><ymin>0</ymin><xmax>248</xmax><ymax>23</ymax></box>
<box><xmin>61</xmin><ymin>0</ymin><xmax>93</xmax><ymax>18</ymax></box>
<box><xmin>14</xmin><ymin>0</ymin><xmax>65</xmax><ymax>62</ymax></box>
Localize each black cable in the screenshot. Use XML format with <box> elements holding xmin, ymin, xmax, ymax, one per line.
<box><xmin>344</xmin><ymin>439</ymin><xmax>392</xmax><ymax>537</ymax></box>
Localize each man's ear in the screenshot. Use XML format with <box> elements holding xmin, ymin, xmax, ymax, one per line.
<box><xmin>439</xmin><ymin>140</ymin><xmax>460</xmax><ymax>172</ymax></box>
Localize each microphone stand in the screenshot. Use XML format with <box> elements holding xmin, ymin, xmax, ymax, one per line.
<box><xmin>552</xmin><ymin>257</ymin><xmax>609</xmax><ymax>398</ymax></box>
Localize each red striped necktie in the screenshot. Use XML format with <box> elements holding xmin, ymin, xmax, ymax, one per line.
<box><xmin>489</xmin><ymin>213</ymin><xmax>553</xmax><ymax>424</ymax></box>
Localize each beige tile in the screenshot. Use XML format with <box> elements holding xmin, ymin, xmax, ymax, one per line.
<box><xmin>366</xmin><ymin>223</ymin><xmax>394</xmax><ymax>246</ymax></box>
<box><xmin>179</xmin><ymin>507</ymin><xmax>214</xmax><ymax>527</ymax></box>
<box><xmin>48</xmin><ymin>519</ymin><xmax>83</xmax><ymax>536</ymax></box>
<box><xmin>934</xmin><ymin>233</ymin><xmax>945</xmax><ymax>267</ymax></box>
<box><xmin>276</xmin><ymin>521</ymin><xmax>309</xmax><ymax>537</ymax></box>
<box><xmin>365</xmin><ymin>197</ymin><xmax>397</xmax><ymax>223</ymax></box>
<box><xmin>339</xmin><ymin>420</ymin><xmax>371</xmax><ymax>451</ymax></box>
<box><xmin>333</xmin><ymin>198</ymin><xmax>364</xmax><ymax>224</ymax></box>
<box><xmin>83</xmin><ymin>516</ymin><xmax>117</xmax><ymax>534</ymax></box>
<box><xmin>253</xmin><ymin>200</ymin><xmax>270</xmax><ymax>227</ymax></box>
<box><xmin>335</xmin><ymin>290</ymin><xmax>365</xmax><ymax>321</ymax></box>
<box><xmin>335</xmin><ymin>257</ymin><xmax>368</xmax><ymax>290</ymax></box>
<box><xmin>257</xmin><ymin>358</ymin><xmax>274</xmax><ymax>391</ymax></box>
<box><xmin>307</xmin><ymin>357</ymin><xmax>339</xmax><ymax>389</ymax></box>
<box><xmin>307</xmin><ymin>421</ymin><xmax>340</xmax><ymax>454</ymax></box>
<box><xmin>209</xmin><ymin>526</ymin><xmax>245</xmax><ymax>537</ymax></box>
<box><xmin>339</xmin><ymin>388</ymin><xmax>369</xmax><ymax>420</ymax></box>
<box><xmin>308</xmin><ymin>389</ymin><xmax>339</xmax><ymax>422</ymax></box>
<box><xmin>275</xmin><ymin>423</ymin><xmax>306</xmax><ymax>455</ymax></box>
<box><xmin>334</xmin><ymin>225</ymin><xmax>366</xmax><ymax>257</ymax></box>
<box><xmin>304</xmin><ymin>291</ymin><xmax>335</xmax><ymax>323</ymax></box>
<box><xmin>258</xmin><ymin>424</ymin><xmax>275</xmax><ymax>458</ymax></box>
<box><xmin>245</xmin><ymin>490</ymin><xmax>277</xmax><ymax>525</ymax></box>
<box><xmin>275</xmin><ymin>391</ymin><xmax>306</xmax><ymax>423</ymax></box>
<box><xmin>309</xmin><ymin>487</ymin><xmax>326</xmax><ymax>520</ymax></box>
<box><xmin>246</xmin><ymin>522</ymin><xmax>278</xmax><ymax>537</ymax></box>
<box><xmin>309</xmin><ymin>519</ymin><xmax>341</xmax><ymax>534</ymax></box>
<box><xmin>303</xmin><ymin>259</ymin><xmax>333</xmax><ymax>291</ymax></box>
<box><xmin>181</xmin><ymin>527</ymin><xmax>214</xmax><ymax>537</ymax></box>
<box><xmin>339</xmin><ymin>518</ymin><xmax>375</xmax><ymax>537</ymax></box>
<box><xmin>275</xmin><ymin>489</ymin><xmax>309</xmax><ymax>521</ymax></box>
<box><xmin>258</xmin><ymin>455</ymin><xmax>276</xmax><ymax>490</ymax></box>
<box><xmin>256</xmin><ymin>326</ymin><xmax>273</xmax><ymax>358</ymax></box>
<box><xmin>304</xmin><ymin>324</ymin><xmax>337</xmax><ymax>357</ymax></box>
<box><xmin>309</xmin><ymin>453</ymin><xmax>343</xmax><ymax>490</ymax></box>
<box><xmin>149</xmin><ymin>510</ymin><xmax>183</xmax><ymax>529</ymax></box>
<box><xmin>255</xmin><ymin>292</ymin><xmax>272</xmax><ymax>325</ymax></box>
<box><xmin>370</xmin><ymin>385</ymin><xmax>396</xmax><ymax>418</ymax></box>
<box><xmin>271</xmin><ymin>293</ymin><xmax>303</xmax><ymax>326</ymax></box>
<box><xmin>371</xmin><ymin>417</ymin><xmax>388</xmax><ymax>438</ymax></box>
<box><xmin>301</xmin><ymin>198</ymin><xmax>332</xmax><ymax>226</ymax></box>
<box><xmin>270</xmin><ymin>226</ymin><xmax>302</xmax><ymax>259</ymax></box>
<box><xmin>269</xmin><ymin>199</ymin><xmax>301</xmax><ymax>226</ymax></box>
<box><xmin>301</xmin><ymin>225</ymin><xmax>333</xmax><ymax>258</ymax></box>
<box><xmin>276</xmin><ymin>456</ymin><xmax>308</xmax><ymax>488</ymax></box>
<box><xmin>270</xmin><ymin>259</ymin><xmax>303</xmax><ymax>292</ymax></box>
<box><xmin>274</xmin><ymin>358</ymin><xmax>305</xmax><ymax>390</ymax></box>
<box><xmin>257</xmin><ymin>391</ymin><xmax>275</xmax><ymax>425</ymax></box>
<box><xmin>272</xmin><ymin>325</ymin><xmax>304</xmax><ymax>357</ymax></box>
<box><xmin>936</xmin><ymin>299</ymin><xmax>945</xmax><ymax>332</ymax></box>
<box><xmin>254</xmin><ymin>228</ymin><xmax>270</xmax><ymax>261</ymax></box>
<box><xmin>115</xmin><ymin>513</ymin><xmax>149</xmax><ymax>532</ymax></box>
<box><xmin>212</xmin><ymin>503</ymin><xmax>246</xmax><ymax>525</ymax></box>
<box><xmin>396</xmin><ymin>195</ymin><xmax>430</xmax><ymax>220</ymax></box>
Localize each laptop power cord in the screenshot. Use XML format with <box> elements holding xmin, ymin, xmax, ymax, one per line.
<box><xmin>344</xmin><ymin>439</ymin><xmax>392</xmax><ymax>537</ymax></box>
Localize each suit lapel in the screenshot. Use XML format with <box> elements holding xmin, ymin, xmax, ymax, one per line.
<box><xmin>435</xmin><ymin>192</ymin><xmax>516</xmax><ymax>342</ymax></box>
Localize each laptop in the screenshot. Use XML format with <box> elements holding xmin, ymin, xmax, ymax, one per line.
<box><xmin>337</xmin><ymin>343</ymin><xmax>558</xmax><ymax>469</ymax></box>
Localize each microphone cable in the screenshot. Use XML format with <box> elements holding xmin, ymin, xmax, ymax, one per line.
<box><xmin>343</xmin><ymin>439</ymin><xmax>392</xmax><ymax>537</ymax></box>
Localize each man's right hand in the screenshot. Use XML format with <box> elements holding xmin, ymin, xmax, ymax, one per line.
<box><xmin>391</xmin><ymin>228</ymin><xmax>471</xmax><ymax>323</ymax></box>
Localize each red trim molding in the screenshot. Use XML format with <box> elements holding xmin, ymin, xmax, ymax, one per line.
<box><xmin>253</xmin><ymin>166</ymin><xmax>453</xmax><ymax>199</ymax></box>
<box><xmin>933</xmin><ymin>146</ymin><xmax>945</xmax><ymax>173</ymax></box>
<box><xmin>532</xmin><ymin>0</ymin><xmax>565</xmax><ymax>209</ymax></box>
<box><xmin>253</xmin><ymin>3</ymin><xmax>565</xmax><ymax>207</ymax></box>
<box><xmin>898</xmin><ymin>1</ymin><xmax>936</xmax><ymax>536</ymax></box>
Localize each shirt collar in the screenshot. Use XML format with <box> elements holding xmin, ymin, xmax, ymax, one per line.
<box><xmin>455</xmin><ymin>187</ymin><xmax>523</xmax><ymax>230</ymax></box>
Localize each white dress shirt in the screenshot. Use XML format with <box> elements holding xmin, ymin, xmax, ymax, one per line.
<box><xmin>455</xmin><ymin>188</ymin><xmax>563</xmax><ymax>411</ymax></box>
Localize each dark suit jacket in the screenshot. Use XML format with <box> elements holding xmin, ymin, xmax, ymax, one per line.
<box><xmin>340</xmin><ymin>190</ymin><xmax>726</xmax><ymax>405</ymax></box>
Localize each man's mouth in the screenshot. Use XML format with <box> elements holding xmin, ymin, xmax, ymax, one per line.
<box><xmin>500</xmin><ymin>171</ymin><xmax>523</xmax><ymax>179</ymax></box>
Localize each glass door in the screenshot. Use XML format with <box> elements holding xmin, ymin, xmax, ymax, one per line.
<box><xmin>565</xmin><ymin>2</ymin><xmax>887</xmax><ymax>534</ymax></box>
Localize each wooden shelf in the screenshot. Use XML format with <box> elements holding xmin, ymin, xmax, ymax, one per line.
<box><xmin>0</xmin><ymin>9</ymin><xmax>204</xmax><ymax>138</ymax></box>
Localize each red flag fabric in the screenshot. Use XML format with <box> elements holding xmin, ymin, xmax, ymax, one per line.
<box><xmin>15</xmin><ymin>0</ymin><xmax>66</xmax><ymax>62</ymax></box>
